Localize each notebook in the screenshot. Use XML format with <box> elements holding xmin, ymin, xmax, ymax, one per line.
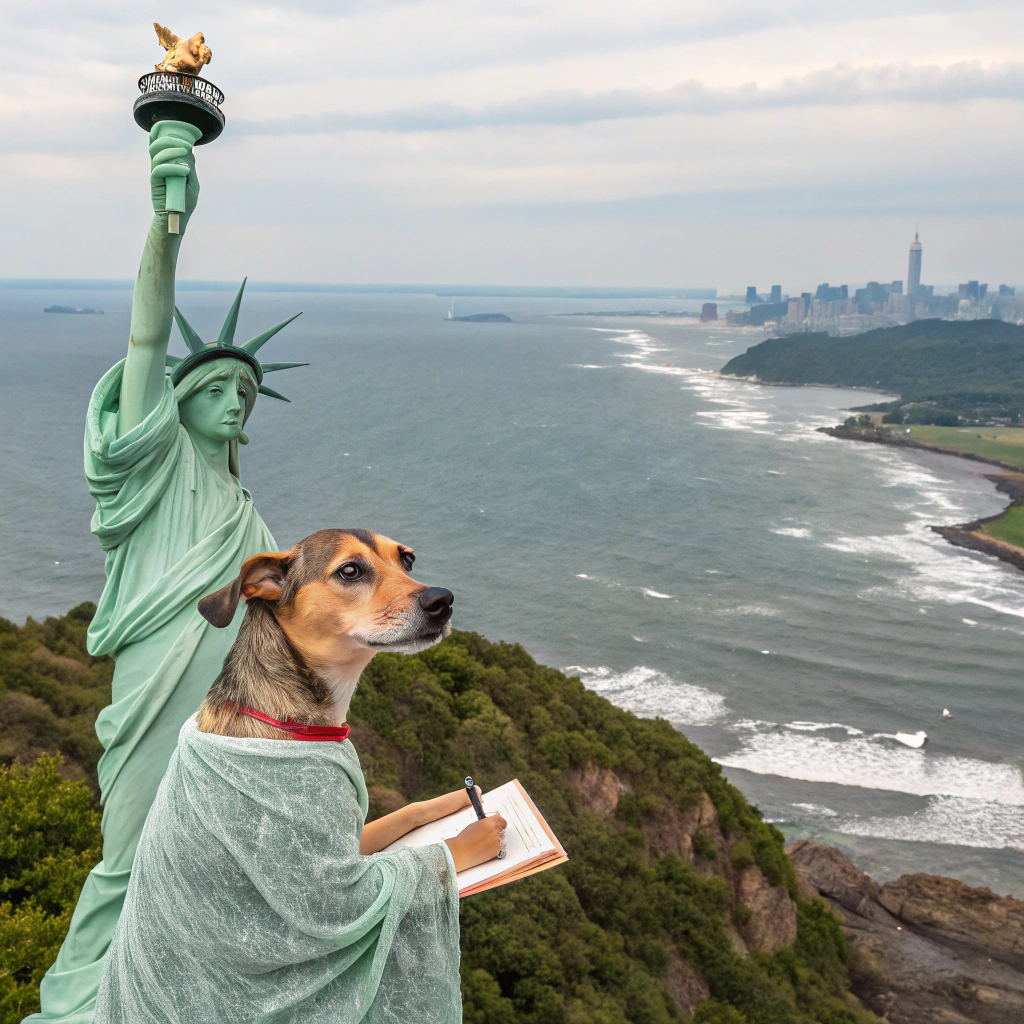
<box><xmin>382</xmin><ymin>779</ymin><xmax>568</xmax><ymax>897</ymax></box>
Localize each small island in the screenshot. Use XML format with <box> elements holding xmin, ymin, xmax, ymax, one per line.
<box><xmin>44</xmin><ymin>305</ymin><xmax>104</xmax><ymax>314</ymax></box>
<box><xmin>448</xmin><ymin>312</ymin><xmax>512</xmax><ymax>322</ymax></box>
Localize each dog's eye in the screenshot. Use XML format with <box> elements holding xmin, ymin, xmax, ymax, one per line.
<box><xmin>400</xmin><ymin>551</ymin><xmax>415</xmax><ymax>572</ymax></box>
<box><xmin>336</xmin><ymin>562</ymin><xmax>362</xmax><ymax>581</ymax></box>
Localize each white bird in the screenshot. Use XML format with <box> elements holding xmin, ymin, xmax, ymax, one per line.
<box><xmin>942</xmin><ymin>708</ymin><xmax>952</xmax><ymax>719</ymax></box>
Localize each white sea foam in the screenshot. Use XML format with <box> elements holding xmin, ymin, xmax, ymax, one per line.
<box><xmin>792</xmin><ymin>802</ymin><xmax>838</xmax><ymax>818</ymax></box>
<box><xmin>568</xmin><ymin>664</ymin><xmax>728</xmax><ymax>726</ymax></box>
<box><xmin>717</xmin><ymin>604</ymin><xmax>780</xmax><ymax>617</ymax></box>
<box><xmin>825</xmin><ymin>522</ymin><xmax>1024</xmax><ymax>620</ymax></box>
<box><xmin>642</xmin><ymin>588</ymin><xmax>674</xmax><ymax>599</ymax></box>
<box><xmin>716</xmin><ymin>730</ymin><xmax>1024</xmax><ymax>804</ymax></box>
<box><xmin>772</xmin><ymin>527</ymin><xmax>811</xmax><ymax>538</ymax></box>
<box><xmin>785</xmin><ymin>721</ymin><xmax>865</xmax><ymax>736</ymax></box>
<box><xmin>839</xmin><ymin>796</ymin><xmax>1024</xmax><ymax>851</ymax></box>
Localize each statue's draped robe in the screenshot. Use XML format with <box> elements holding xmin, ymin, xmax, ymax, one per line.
<box><xmin>95</xmin><ymin>719</ymin><xmax>462</xmax><ymax>1024</ymax></box>
<box><xmin>28</xmin><ymin>362</ymin><xmax>275</xmax><ymax>1024</ymax></box>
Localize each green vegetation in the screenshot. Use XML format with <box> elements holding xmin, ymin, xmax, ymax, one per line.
<box><xmin>900</xmin><ymin>425</ymin><xmax>1024</xmax><ymax>470</ymax></box>
<box><xmin>720</xmin><ymin>319</ymin><xmax>1024</xmax><ymax>423</ymax></box>
<box><xmin>982</xmin><ymin>504</ymin><xmax>1024</xmax><ymax>548</ymax></box>
<box><xmin>0</xmin><ymin>608</ymin><xmax>877</xmax><ymax>1024</ymax></box>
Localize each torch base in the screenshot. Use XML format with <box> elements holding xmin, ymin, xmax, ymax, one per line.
<box><xmin>133</xmin><ymin>73</ymin><xmax>225</xmax><ymax>146</ymax></box>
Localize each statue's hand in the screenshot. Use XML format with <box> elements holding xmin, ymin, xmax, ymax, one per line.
<box><xmin>148</xmin><ymin>121</ymin><xmax>202</xmax><ymax>224</ymax></box>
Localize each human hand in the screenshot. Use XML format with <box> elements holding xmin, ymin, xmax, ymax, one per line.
<box><xmin>444</xmin><ymin>814</ymin><xmax>507</xmax><ymax>872</ymax></box>
<box><xmin>149</xmin><ymin>121</ymin><xmax>202</xmax><ymax>224</ymax></box>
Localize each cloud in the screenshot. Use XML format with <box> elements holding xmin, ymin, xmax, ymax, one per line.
<box><xmin>237</xmin><ymin>60</ymin><xmax>1024</xmax><ymax>135</ymax></box>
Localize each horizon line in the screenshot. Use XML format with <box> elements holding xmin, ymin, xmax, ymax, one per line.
<box><xmin>0</xmin><ymin>279</ymin><xmax>718</xmax><ymax>300</ymax></box>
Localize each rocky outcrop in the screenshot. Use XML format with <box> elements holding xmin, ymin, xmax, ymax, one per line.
<box><xmin>789</xmin><ymin>841</ymin><xmax>1024</xmax><ymax>1024</ymax></box>
<box><xmin>878</xmin><ymin>874</ymin><xmax>1024</xmax><ymax>969</ymax></box>
<box><xmin>566</xmin><ymin>765</ymin><xmax>625</xmax><ymax>817</ymax></box>
<box><xmin>736</xmin><ymin>864</ymin><xmax>799</xmax><ymax>954</ymax></box>
<box><xmin>642</xmin><ymin>792</ymin><xmax>726</xmax><ymax>866</ymax></box>
<box><xmin>665</xmin><ymin>947</ymin><xmax>710</xmax><ymax>1015</ymax></box>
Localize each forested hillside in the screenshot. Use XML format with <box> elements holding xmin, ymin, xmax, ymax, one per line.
<box><xmin>720</xmin><ymin>320</ymin><xmax>1024</xmax><ymax>423</ymax></box>
<box><xmin>0</xmin><ymin>607</ymin><xmax>878</xmax><ymax>1024</ymax></box>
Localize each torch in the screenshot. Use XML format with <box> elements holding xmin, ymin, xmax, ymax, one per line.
<box><xmin>133</xmin><ymin>25</ymin><xmax>225</xmax><ymax>234</ymax></box>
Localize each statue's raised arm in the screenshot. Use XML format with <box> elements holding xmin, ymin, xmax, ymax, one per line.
<box><xmin>118</xmin><ymin>121</ymin><xmax>202</xmax><ymax>436</ymax></box>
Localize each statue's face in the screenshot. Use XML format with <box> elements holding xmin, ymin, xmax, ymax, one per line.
<box><xmin>178</xmin><ymin>363</ymin><xmax>249</xmax><ymax>444</ymax></box>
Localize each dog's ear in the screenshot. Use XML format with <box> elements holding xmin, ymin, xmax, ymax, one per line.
<box><xmin>198</xmin><ymin>550</ymin><xmax>294</xmax><ymax>628</ymax></box>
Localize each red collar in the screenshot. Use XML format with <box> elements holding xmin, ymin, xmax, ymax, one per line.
<box><xmin>226</xmin><ymin>703</ymin><xmax>351</xmax><ymax>743</ymax></box>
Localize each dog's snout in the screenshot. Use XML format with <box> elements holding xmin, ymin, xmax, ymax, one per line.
<box><xmin>418</xmin><ymin>587</ymin><xmax>454</xmax><ymax>622</ymax></box>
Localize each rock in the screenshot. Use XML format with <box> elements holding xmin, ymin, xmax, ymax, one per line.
<box><xmin>664</xmin><ymin>947</ymin><xmax>710</xmax><ymax>1014</ymax></box>
<box><xmin>643</xmin><ymin>792</ymin><xmax>725</xmax><ymax>865</ymax></box>
<box><xmin>786</xmin><ymin>840</ymin><xmax>881</xmax><ymax>916</ymax></box>
<box><xmin>789</xmin><ymin>842</ymin><xmax>1024</xmax><ymax>1024</ymax></box>
<box><xmin>566</xmin><ymin>765</ymin><xmax>623</xmax><ymax>817</ymax></box>
<box><xmin>879</xmin><ymin>875</ymin><xmax>1024</xmax><ymax>968</ymax></box>
<box><xmin>736</xmin><ymin>865</ymin><xmax>798</xmax><ymax>953</ymax></box>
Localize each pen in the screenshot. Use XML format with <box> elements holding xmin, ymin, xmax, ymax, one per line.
<box><xmin>464</xmin><ymin>776</ymin><xmax>486</xmax><ymax>819</ymax></box>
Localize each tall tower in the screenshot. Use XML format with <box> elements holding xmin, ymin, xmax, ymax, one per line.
<box><xmin>907</xmin><ymin>231</ymin><xmax>923</xmax><ymax>297</ymax></box>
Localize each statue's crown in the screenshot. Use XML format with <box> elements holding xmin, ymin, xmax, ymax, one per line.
<box><xmin>166</xmin><ymin>279</ymin><xmax>306</xmax><ymax>402</ymax></box>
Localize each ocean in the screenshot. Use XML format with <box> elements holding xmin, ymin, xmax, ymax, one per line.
<box><xmin>2</xmin><ymin>286</ymin><xmax>1022</xmax><ymax>895</ymax></box>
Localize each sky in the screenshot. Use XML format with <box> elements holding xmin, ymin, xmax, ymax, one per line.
<box><xmin>3</xmin><ymin>1</ymin><xmax>1023</xmax><ymax>291</ymax></box>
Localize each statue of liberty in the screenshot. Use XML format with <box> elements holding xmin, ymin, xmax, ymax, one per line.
<box><xmin>27</xmin><ymin>121</ymin><xmax>305</xmax><ymax>1023</ymax></box>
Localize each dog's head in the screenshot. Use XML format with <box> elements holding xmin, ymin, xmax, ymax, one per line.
<box><xmin>199</xmin><ymin>529</ymin><xmax>453</xmax><ymax>667</ymax></box>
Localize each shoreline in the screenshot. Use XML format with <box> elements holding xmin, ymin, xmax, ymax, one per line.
<box><xmin>818</xmin><ymin>425</ymin><xmax>1024</xmax><ymax>573</ymax></box>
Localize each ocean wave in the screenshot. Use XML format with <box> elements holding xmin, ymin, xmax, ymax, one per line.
<box><xmin>716</xmin><ymin>604</ymin><xmax>780</xmax><ymax>617</ymax></box>
<box><xmin>642</xmin><ymin>588</ymin><xmax>674</xmax><ymax>599</ymax></box>
<box><xmin>824</xmin><ymin>522</ymin><xmax>1024</xmax><ymax>619</ymax></box>
<box><xmin>568</xmin><ymin>664</ymin><xmax>728</xmax><ymax>726</ymax></box>
<box><xmin>772</xmin><ymin>527</ymin><xmax>811</xmax><ymax>538</ymax></box>
<box><xmin>716</xmin><ymin>730</ymin><xmax>1024</xmax><ymax>805</ymax></box>
<box><xmin>791</xmin><ymin>802</ymin><xmax>838</xmax><ymax>818</ymax></box>
<box><xmin>839</xmin><ymin>795</ymin><xmax>1024</xmax><ymax>851</ymax></box>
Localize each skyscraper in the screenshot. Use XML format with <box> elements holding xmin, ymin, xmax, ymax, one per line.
<box><xmin>907</xmin><ymin>231</ymin><xmax>922</xmax><ymax>297</ymax></box>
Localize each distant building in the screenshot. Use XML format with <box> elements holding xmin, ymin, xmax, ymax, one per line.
<box><xmin>999</xmin><ymin>284</ymin><xmax>1016</xmax><ymax>296</ymax></box>
<box><xmin>769</xmin><ymin>285</ymin><xmax>782</xmax><ymax>303</ymax></box>
<box><xmin>815</xmin><ymin>283</ymin><xmax>846</xmax><ymax>302</ymax></box>
<box><xmin>991</xmin><ymin>304</ymin><xmax>1002</xmax><ymax>321</ymax></box>
<box><xmin>700</xmin><ymin>302</ymin><xmax>718</xmax><ymax>322</ymax></box>
<box><xmin>748</xmin><ymin>302</ymin><xmax>788</xmax><ymax>326</ymax></box>
<box><xmin>800</xmin><ymin>292</ymin><xmax>811</xmax><ymax>318</ymax></box>
<box><xmin>890</xmin><ymin>281</ymin><xmax>903</xmax><ymax>295</ymax></box>
<box><xmin>958</xmin><ymin>281</ymin><xmax>985</xmax><ymax>302</ymax></box>
<box><xmin>786</xmin><ymin>297</ymin><xmax>801</xmax><ymax>321</ymax></box>
<box><xmin>907</xmin><ymin>232</ymin><xmax>922</xmax><ymax>297</ymax></box>
<box><xmin>745</xmin><ymin>287</ymin><xmax>758</xmax><ymax>304</ymax></box>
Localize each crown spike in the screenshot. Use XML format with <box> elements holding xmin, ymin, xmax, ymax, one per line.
<box><xmin>258</xmin><ymin>383</ymin><xmax>290</xmax><ymax>402</ymax></box>
<box><xmin>217</xmin><ymin>278</ymin><xmax>247</xmax><ymax>347</ymax></box>
<box><xmin>173</xmin><ymin>307</ymin><xmax>206</xmax><ymax>353</ymax></box>
<box><xmin>260</xmin><ymin>361</ymin><xmax>309</xmax><ymax>373</ymax></box>
<box><xmin>240</xmin><ymin>312</ymin><xmax>302</xmax><ymax>356</ymax></box>
<box><xmin>165</xmin><ymin>354</ymin><xmax>182</xmax><ymax>366</ymax></box>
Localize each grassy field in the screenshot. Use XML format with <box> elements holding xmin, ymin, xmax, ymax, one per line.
<box><xmin>982</xmin><ymin>504</ymin><xmax>1024</xmax><ymax>548</ymax></box>
<box><xmin>904</xmin><ymin>425</ymin><xmax>1024</xmax><ymax>470</ymax></box>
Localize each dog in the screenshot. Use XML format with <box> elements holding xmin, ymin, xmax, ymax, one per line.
<box><xmin>196</xmin><ymin>528</ymin><xmax>454</xmax><ymax>740</ymax></box>
<box><xmin>154</xmin><ymin>23</ymin><xmax>212</xmax><ymax>76</ymax></box>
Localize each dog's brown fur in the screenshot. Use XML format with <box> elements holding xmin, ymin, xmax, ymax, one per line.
<box><xmin>196</xmin><ymin>529</ymin><xmax>452</xmax><ymax>741</ymax></box>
